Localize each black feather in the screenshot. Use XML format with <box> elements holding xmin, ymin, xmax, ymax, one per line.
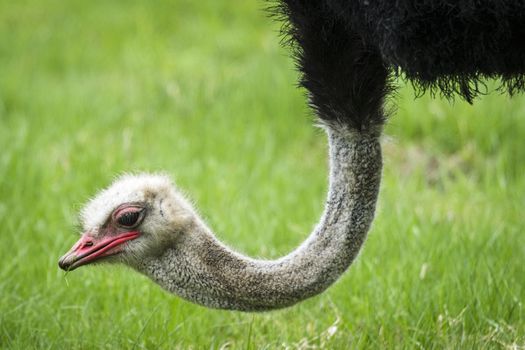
<box><xmin>269</xmin><ymin>0</ymin><xmax>392</xmax><ymax>131</ymax></box>
<box><xmin>325</xmin><ymin>0</ymin><xmax>525</xmax><ymax>103</ymax></box>
<box><xmin>271</xmin><ymin>0</ymin><xmax>525</xmax><ymax>112</ymax></box>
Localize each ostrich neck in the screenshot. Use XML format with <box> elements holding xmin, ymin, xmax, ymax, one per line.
<box><xmin>135</xmin><ymin>128</ymin><xmax>382</xmax><ymax>311</ymax></box>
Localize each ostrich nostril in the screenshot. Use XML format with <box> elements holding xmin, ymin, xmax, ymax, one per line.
<box><xmin>84</xmin><ymin>241</ymin><xmax>93</xmax><ymax>247</ymax></box>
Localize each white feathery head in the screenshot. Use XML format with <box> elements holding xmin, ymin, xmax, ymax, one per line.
<box><xmin>79</xmin><ymin>173</ymin><xmax>196</xmax><ymax>262</ymax></box>
<box><xmin>81</xmin><ymin>174</ymin><xmax>172</xmax><ymax>230</ymax></box>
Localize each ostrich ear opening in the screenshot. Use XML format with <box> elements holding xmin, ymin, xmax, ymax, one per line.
<box><xmin>58</xmin><ymin>231</ymin><xmax>139</xmax><ymax>271</ymax></box>
<box><xmin>176</xmin><ymin>212</ymin><xmax>194</xmax><ymax>229</ymax></box>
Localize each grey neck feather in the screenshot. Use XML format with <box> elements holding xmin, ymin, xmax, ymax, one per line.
<box><xmin>134</xmin><ymin>127</ymin><xmax>382</xmax><ymax>311</ymax></box>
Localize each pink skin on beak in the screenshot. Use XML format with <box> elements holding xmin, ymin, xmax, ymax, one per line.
<box><xmin>58</xmin><ymin>231</ymin><xmax>139</xmax><ymax>271</ymax></box>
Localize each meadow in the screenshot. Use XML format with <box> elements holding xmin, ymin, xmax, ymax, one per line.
<box><xmin>0</xmin><ymin>0</ymin><xmax>524</xmax><ymax>348</ymax></box>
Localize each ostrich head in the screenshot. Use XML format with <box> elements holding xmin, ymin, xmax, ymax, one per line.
<box><xmin>58</xmin><ymin>174</ymin><xmax>195</xmax><ymax>271</ymax></box>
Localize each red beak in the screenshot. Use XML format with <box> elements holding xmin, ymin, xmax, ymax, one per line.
<box><xmin>58</xmin><ymin>231</ymin><xmax>139</xmax><ymax>271</ymax></box>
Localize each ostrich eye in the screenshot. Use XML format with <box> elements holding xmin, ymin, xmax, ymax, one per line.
<box><xmin>116</xmin><ymin>209</ymin><xmax>143</xmax><ymax>228</ymax></box>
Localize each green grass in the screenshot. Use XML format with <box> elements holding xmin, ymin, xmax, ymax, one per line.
<box><xmin>1</xmin><ymin>0</ymin><xmax>524</xmax><ymax>348</ymax></box>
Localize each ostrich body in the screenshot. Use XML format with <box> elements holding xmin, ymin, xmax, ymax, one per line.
<box><xmin>59</xmin><ymin>0</ymin><xmax>525</xmax><ymax>311</ymax></box>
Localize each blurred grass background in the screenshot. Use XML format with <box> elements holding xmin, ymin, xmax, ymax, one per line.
<box><xmin>0</xmin><ymin>0</ymin><xmax>524</xmax><ymax>348</ymax></box>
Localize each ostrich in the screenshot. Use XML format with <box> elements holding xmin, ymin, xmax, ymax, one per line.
<box><xmin>59</xmin><ymin>1</ymin><xmax>525</xmax><ymax>311</ymax></box>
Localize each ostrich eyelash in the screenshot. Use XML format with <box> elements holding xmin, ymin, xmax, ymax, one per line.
<box><xmin>117</xmin><ymin>211</ymin><xmax>141</xmax><ymax>227</ymax></box>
